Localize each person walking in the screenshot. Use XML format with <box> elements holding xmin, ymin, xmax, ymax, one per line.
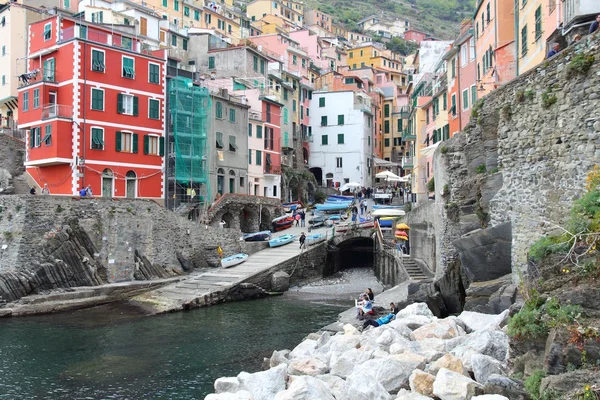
<box><xmin>300</xmin><ymin>210</ymin><xmax>306</xmax><ymax>227</ymax></box>
<box><xmin>299</xmin><ymin>232</ymin><xmax>306</xmax><ymax>249</ymax></box>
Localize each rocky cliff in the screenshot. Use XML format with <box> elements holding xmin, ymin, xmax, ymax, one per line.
<box><xmin>0</xmin><ymin>135</ymin><xmax>26</xmax><ymax>194</ymax></box>
<box><xmin>406</xmin><ymin>34</ymin><xmax>600</xmax><ymax>315</ymax></box>
<box><xmin>0</xmin><ymin>196</ymin><xmax>242</xmax><ymax>303</ymax></box>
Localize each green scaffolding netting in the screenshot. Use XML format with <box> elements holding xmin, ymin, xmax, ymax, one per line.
<box><xmin>169</xmin><ymin>76</ymin><xmax>211</xmax><ymax>203</ymax></box>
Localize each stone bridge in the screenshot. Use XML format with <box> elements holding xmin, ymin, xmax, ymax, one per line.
<box><xmin>206</xmin><ymin>193</ymin><xmax>285</xmax><ymax>233</ymax></box>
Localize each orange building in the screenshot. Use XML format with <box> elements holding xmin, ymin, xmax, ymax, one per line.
<box><xmin>18</xmin><ymin>16</ymin><xmax>166</xmax><ymax>200</ymax></box>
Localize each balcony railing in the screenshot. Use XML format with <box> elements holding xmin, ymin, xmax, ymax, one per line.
<box><xmin>17</xmin><ymin>68</ymin><xmax>56</xmax><ymax>88</ymax></box>
<box><xmin>398</xmin><ymin>105</ymin><xmax>412</xmax><ymax>118</ymax></box>
<box><xmin>401</xmin><ymin>156</ymin><xmax>414</xmax><ymax>169</ymax></box>
<box><xmin>41</xmin><ymin>104</ymin><xmax>73</xmax><ymax>120</ymax></box>
<box><xmin>264</xmin><ymin>165</ymin><xmax>281</xmax><ymax>175</ymax></box>
<box><xmin>402</xmin><ymin>132</ymin><xmax>416</xmax><ymax>141</ymax></box>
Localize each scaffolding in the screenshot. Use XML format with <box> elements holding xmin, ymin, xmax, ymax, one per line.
<box><xmin>166</xmin><ymin>76</ymin><xmax>212</xmax><ymax>212</ymax></box>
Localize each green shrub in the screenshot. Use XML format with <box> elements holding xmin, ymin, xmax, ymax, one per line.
<box><xmin>471</xmin><ymin>99</ymin><xmax>484</xmax><ymax>119</ymax></box>
<box><xmin>529</xmin><ymin>235</ymin><xmax>572</xmax><ymax>263</ymax></box>
<box><xmin>440</xmin><ymin>146</ymin><xmax>448</xmax><ymax>154</ymax></box>
<box><xmin>501</xmin><ymin>104</ymin><xmax>512</xmax><ymax>120</ymax></box>
<box><xmin>567</xmin><ymin>54</ymin><xmax>595</xmax><ymax>77</ymax></box>
<box><xmin>544</xmin><ymin>297</ymin><xmax>582</xmax><ymax>328</ymax></box>
<box><xmin>3</xmin><ymin>231</ymin><xmax>13</xmax><ymax>241</ymax></box>
<box><xmin>516</xmin><ymin>89</ymin><xmax>525</xmax><ymax>103</ymax></box>
<box><xmin>489</xmin><ymin>167</ymin><xmax>499</xmax><ymax>174</ymax></box>
<box><xmin>541</xmin><ymin>90</ymin><xmax>557</xmax><ymax>109</ymax></box>
<box><xmin>56</xmin><ymin>205</ymin><xmax>64</xmax><ymax>213</ymax></box>
<box><xmin>507</xmin><ymin>302</ymin><xmax>547</xmax><ymax>339</ymax></box>
<box><xmin>475</xmin><ymin>164</ymin><xmax>487</xmax><ymax>174</ymax></box>
<box><xmin>525</xmin><ymin>89</ymin><xmax>535</xmax><ymax>101</ymax></box>
<box><xmin>427</xmin><ymin>177</ymin><xmax>435</xmax><ymax>193</ymax></box>
<box><xmin>314</xmin><ymin>191</ymin><xmax>326</xmax><ymax>204</ymax></box>
<box><xmin>524</xmin><ymin>370</ymin><xmax>546</xmax><ymax>400</ymax></box>
<box><xmin>443</xmin><ymin>184</ymin><xmax>449</xmax><ymax>196</ymax></box>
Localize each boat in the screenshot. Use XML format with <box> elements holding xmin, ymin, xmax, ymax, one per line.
<box><xmin>221</xmin><ymin>253</ymin><xmax>249</xmax><ymax>268</ymax></box>
<box><xmin>243</xmin><ymin>230</ymin><xmax>272</xmax><ymax>242</ymax></box>
<box><xmin>372</xmin><ymin>204</ymin><xmax>405</xmax><ymax>210</ymax></box>
<box><xmin>396</xmin><ymin>223</ymin><xmax>411</xmax><ymax>230</ymax></box>
<box><xmin>378</xmin><ymin>217</ymin><xmax>397</xmax><ymax>227</ymax></box>
<box><xmin>305</xmin><ymin>233</ymin><xmax>326</xmax><ymax>246</ymax></box>
<box><xmin>282</xmin><ymin>201</ymin><xmax>303</xmax><ymax>212</ymax></box>
<box><xmin>358</xmin><ymin>219</ymin><xmax>375</xmax><ymax>229</ymax></box>
<box><xmin>372</xmin><ymin>209</ymin><xmax>406</xmax><ymax>217</ymax></box>
<box><xmin>315</xmin><ymin>203</ymin><xmax>350</xmax><ymax>212</ymax></box>
<box><xmin>272</xmin><ymin>215</ymin><xmax>294</xmax><ymax>231</ymax></box>
<box><xmin>309</xmin><ymin>215</ymin><xmax>328</xmax><ymax>227</ymax></box>
<box><xmin>328</xmin><ymin>195</ymin><xmax>354</xmax><ymax>201</ymax></box>
<box><xmin>269</xmin><ymin>234</ymin><xmax>297</xmax><ymax>248</ymax></box>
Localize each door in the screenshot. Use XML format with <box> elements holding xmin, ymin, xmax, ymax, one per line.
<box><xmin>254</xmin><ymin>185</ymin><xmax>259</xmax><ymax>196</ymax></box>
<box><xmin>217</xmin><ymin>176</ymin><xmax>224</xmax><ymax>195</ymax></box>
<box><xmin>48</xmin><ymin>91</ymin><xmax>57</xmax><ymax>117</ymax></box>
<box><xmin>126</xmin><ymin>171</ymin><xmax>136</xmax><ymax>198</ymax></box>
<box><xmin>229</xmin><ymin>178</ymin><xmax>235</xmax><ymax>193</ymax></box>
<box><xmin>140</xmin><ymin>17</ymin><xmax>148</xmax><ymax>36</ymax></box>
<box><xmin>102</xmin><ymin>177</ymin><xmax>113</xmax><ymax>198</ymax></box>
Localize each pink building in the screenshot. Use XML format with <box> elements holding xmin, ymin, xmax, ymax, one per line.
<box><xmin>404</xmin><ymin>29</ymin><xmax>434</xmax><ymax>44</ymax></box>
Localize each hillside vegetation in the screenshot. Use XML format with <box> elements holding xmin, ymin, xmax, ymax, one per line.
<box><xmin>306</xmin><ymin>0</ymin><xmax>475</xmax><ymax>39</ymax></box>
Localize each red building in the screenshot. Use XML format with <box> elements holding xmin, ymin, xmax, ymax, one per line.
<box><xmin>261</xmin><ymin>97</ymin><xmax>282</xmax><ymax>197</ymax></box>
<box><xmin>404</xmin><ymin>29</ymin><xmax>434</xmax><ymax>44</ymax></box>
<box><xmin>18</xmin><ymin>15</ymin><xmax>166</xmax><ymax>200</ymax></box>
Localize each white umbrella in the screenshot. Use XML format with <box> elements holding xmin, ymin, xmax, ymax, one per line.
<box><xmin>375</xmin><ymin>170</ymin><xmax>401</xmax><ymax>182</ymax></box>
<box><xmin>340</xmin><ymin>182</ymin><xmax>361</xmax><ymax>192</ymax></box>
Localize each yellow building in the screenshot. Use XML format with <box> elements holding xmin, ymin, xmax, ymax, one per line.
<box><xmin>142</xmin><ymin>0</ymin><xmax>203</xmax><ymax>29</ymax></box>
<box><xmin>247</xmin><ymin>0</ymin><xmax>304</xmax><ymax>27</ymax></box>
<box><xmin>347</xmin><ymin>44</ymin><xmax>402</xmax><ymax>72</ymax></box>
<box><xmin>252</xmin><ymin>14</ymin><xmax>292</xmax><ymax>35</ymax></box>
<box><xmin>516</xmin><ymin>0</ymin><xmax>551</xmax><ymax>74</ymax></box>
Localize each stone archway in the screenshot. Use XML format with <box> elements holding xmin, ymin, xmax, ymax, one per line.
<box><xmin>309</xmin><ymin>167</ymin><xmax>322</xmax><ymax>186</ymax></box>
<box><xmin>221</xmin><ymin>211</ymin><xmax>234</xmax><ymax>228</ymax></box>
<box><xmin>306</xmin><ymin>181</ymin><xmax>316</xmax><ymax>203</ymax></box>
<box><xmin>288</xmin><ymin>176</ymin><xmax>299</xmax><ymax>202</ymax></box>
<box><xmin>260</xmin><ymin>208</ymin><xmax>272</xmax><ymax>231</ymax></box>
<box><xmin>239</xmin><ymin>207</ymin><xmax>258</xmax><ymax>233</ymax></box>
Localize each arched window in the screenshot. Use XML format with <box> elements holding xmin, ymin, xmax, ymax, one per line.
<box><xmin>126</xmin><ymin>170</ymin><xmax>136</xmax><ymax>198</ymax></box>
<box><xmin>101</xmin><ymin>168</ymin><xmax>114</xmax><ymax>198</ymax></box>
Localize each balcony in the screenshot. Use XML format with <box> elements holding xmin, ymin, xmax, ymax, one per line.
<box><xmin>264</xmin><ymin>165</ymin><xmax>281</xmax><ymax>176</ymax></box>
<box><xmin>18</xmin><ymin>68</ymin><xmax>56</xmax><ymax>88</ymax></box>
<box><xmin>402</xmin><ymin>132</ymin><xmax>416</xmax><ymax>141</ymax></box>
<box><xmin>401</xmin><ymin>156</ymin><xmax>414</xmax><ymax>169</ymax></box>
<box><xmin>398</xmin><ymin>106</ymin><xmax>412</xmax><ymax>118</ymax></box>
<box><xmin>41</xmin><ymin>104</ymin><xmax>73</xmax><ymax>120</ymax></box>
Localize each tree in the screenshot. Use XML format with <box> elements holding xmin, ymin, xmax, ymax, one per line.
<box><xmin>386</xmin><ymin>37</ymin><xmax>419</xmax><ymax>56</ymax></box>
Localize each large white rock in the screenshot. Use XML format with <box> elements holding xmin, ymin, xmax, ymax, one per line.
<box><xmin>345</xmin><ymin>371</ymin><xmax>391</xmax><ymax>400</ymax></box>
<box><xmin>388</xmin><ymin>320</ymin><xmax>415</xmax><ymax>337</ymax></box>
<box><xmin>274</xmin><ymin>375</ymin><xmax>336</xmax><ymax>400</ymax></box>
<box><xmin>409</xmin><ymin>369</ymin><xmax>436</xmax><ymax>397</ymax></box>
<box><xmin>376</xmin><ymin>327</ymin><xmax>406</xmax><ymax>349</ymax></box>
<box><xmin>288</xmin><ymin>357</ymin><xmax>329</xmax><ymax>376</ymax></box>
<box><xmin>411</xmin><ymin>319</ymin><xmax>466</xmax><ymax>341</ymax></box>
<box><xmin>399</xmin><ymin>315</ymin><xmax>434</xmax><ymax>330</ymax></box>
<box><xmin>344</xmin><ymin>324</ymin><xmax>361</xmax><ymax>335</ymax></box>
<box><xmin>471</xmin><ymin>354</ymin><xmax>506</xmax><ymax>384</ymax></box>
<box><xmin>316</xmin><ymin>332</ymin><xmax>332</xmax><ymax>348</ymax></box>
<box><xmin>450</xmin><ymin>330</ymin><xmax>509</xmax><ymax>369</ymax></box>
<box><xmin>457</xmin><ymin>311</ymin><xmax>509</xmax><ymax>332</ymax></box>
<box><xmin>237</xmin><ymin>364</ymin><xmax>287</xmax><ymax>400</ymax></box>
<box><xmin>351</xmin><ymin>352</ymin><xmax>426</xmax><ymax>392</ymax></box>
<box><xmin>428</xmin><ymin>353</ymin><xmax>469</xmax><ymax>376</ymax></box>
<box><xmin>290</xmin><ymin>339</ymin><xmax>318</xmax><ymax>359</ymax></box>
<box><xmin>397</xmin><ymin>303</ymin><xmax>435</xmax><ymax>318</ymax></box>
<box><xmin>432</xmin><ymin>368</ymin><xmax>484</xmax><ymax>400</ymax></box>
<box><xmin>328</xmin><ymin>334</ymin><xmax>361</xmax><ymax>353</ymax></box>
<box><xmin>395</xmin><ymin>389</ymin><xmax>433</xmax><ymax>399</ymax></box>
<box><xmin>269</xmin><ymin>350</ymin><xmax>290</xmax><ymax>368</ymax></box>
<box><xmin>205</xmin><ymin>390</ymin><xmax>253</xmax><ymax>400</ymax></box>
<box><xmin>214</xmin><ymin>377</ymin><xmax>241</xmax><ymax>394</ymax></box>
<box><xmin>389</xmin><ymin>336</ymin><xmax>420</xmax><ymax>355</ymax></box>
<box><xmin>330</xmin><ymin>348</ymin><xmax>373</xmax><ymax>378</ymax></box>
<box><xmin>316</xmin><ymin>374</ymin><xmax>347</xmax><ymax>400</ymax></box>
<box><xmin>471</xmin><ymin>396</ymin><xmax>509</xmax><ymax>400</ymax></box>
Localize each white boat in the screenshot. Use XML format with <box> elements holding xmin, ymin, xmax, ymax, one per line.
<box><xmin>269</xmin><ymin>234</ymin><xmax>296</xmax><ymax>247</ymax></box>
<box><xmin>305</xmin><ymin>233</ymin><xmax>326</xmax><ymax>246</ymax></box>
<box><xmin>221</xmin><ymin>253</ymin><xmax>249</xmax><ymax>268</ymax></box>
<box><xmin>372</xmin><ymin>209</ymin><xmax>406</xmax><ymax>217</ymax></box>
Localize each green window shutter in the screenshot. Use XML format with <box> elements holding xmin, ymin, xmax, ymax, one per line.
<box><xmin>143</xmin><ymin>135</ymin><xmax>149</xmax><ymax>154</ymax></box>
<box><xmin>321</xmin><ymin>116</ymin><xmax>327</xmax><ymax>126</ymax></box>
<box><xmin>30</xmin><ymin>128</ymin><xmax>35</xmax><ymax>148</ymax></box>
<box><xmin>117</xmin><ymin>93</ymin><xmax>123</xmax><ymax>114</ymax></box>
<box><xmin>319</xmin><ymin>97</ymin><xmax>325</xmax><ymax>107</ymax></box>
<box><xmin>132</xmin><ymin>133</ymin><xmax>139</xmax><ymax>153</ymax></box>
<box><xmin>256</xmin><ymin>150</ymin><xmax>262</xmax><ymax>166</ymax></box>
<box><xmin>283</xmin><ymin>108</ymin><xmax>288</xmax><ymax>124</ymax></box>
<box><xmin>248</xmin><ymin>123</ymin><xmax>252</xmax><ymax>137</ymax></box>
<box><xmin>159</xmin><ymin>137</ymin><xmax>165</xmax><ymax>156</ymax></box>
<box><xmin>321</xmin><ymin>135</ymin><xmax>328</xmax><ymax>145</ymax></box>
<box><xmin>208</xmin><ymin>56</ymin><xmax>215</xmax><ymax>69</ymax></box>
<box><xmin>338</xmin><ymin>115</ymin><xmax>344</xmax><ymax>125</ymax></box>
<box><xmin>116</xmin><ymin>131</ymin><xmax>122</xmax><ymax>152</ymax></box>
<box><xmin>384</xmin><ymin>104</ymin><xmax>390</xmax><ymax>117</ymax></box>
<box><xmin>443</xmin><ymin>93</ymin><xmax>447</xmax><ymax>110</ymax></box>
<box><xmin>248</xmin><ymin>149</ymin><xmax>252</xmax><ymax>164</ymax></box>
<box><xmin>194</xmin><ymin>10</ymin><xmax>200</xmax><ymax>20</ymax></box>
<box><xmin>256</xmin><ymin>125</ymin><xmax>262</xmax><ymax>138</ymax></box>
<box><xmin>260</xmin><ymin>59</ymin><xmax>265</xmax><ymax>74</ymax></box>
<box><xmin>171</xmin><ymin>35</ymin><xmax>177</xmax><ymax>46</ymax></box>
<box><xmin>133</xmin><ymin>96</ymin><xmax>139</xmax><ymax>116</ymax></box>
<box><xmin>337</xmin><ymin>134</ymin><xmax>344</xmax><ymax>144</ymax></box>
<box><xmin>384</xmin><ymin>120</ymin><xmax>390</xmax><ymax>133</ymax></box>
<box><xmin>183</xmin><ymin>39</ymin><xmax>188</xmax><ymax>51</ymax></box>
<box><xmin>253</xmin><ymin>56</ymin><xmax>258</xmax><ymax>71</ymax></box>
<box><xmin>471</xmin><ymin>86</ymin><xmax>477</xmax><ymax>105</ymax></box>
<box><xmin>163</xmin><ymin>0</ymin><xmax>167</xmax><ymax>6</ymax></box>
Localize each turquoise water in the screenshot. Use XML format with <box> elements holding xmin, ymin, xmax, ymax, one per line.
<box><xmin>0</xmin><ymin>297</ymin><xmax>347</xmax><ymax>400</ymax></box>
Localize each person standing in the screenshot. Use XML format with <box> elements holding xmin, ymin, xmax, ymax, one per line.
<box><xmin>41</xmin><ymin>184</ymin><xmax>50</xmax><ymax>195</ymax></box>
<box><xmin>86</xmin><ymin>185</ymin><xmax>94</xmax><ymax>198</ymax></box>
<box><xmin>590</xmin><ymin>15</ymin><xmax>600</xmax><ymax>34</ymax></box>
<box><xmin>300</xmin><ymin>210</ymin><xmax>306</xmax><ymax>227</ymax></box>
<box><xmin>547</xmin><ymin>43</ymin><xmax>560</xmax><ymax>58</ymax></box>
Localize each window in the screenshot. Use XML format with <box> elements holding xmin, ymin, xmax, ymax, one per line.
<box><xmin>121</xmin><ymin>37</ymin><xmax>132</xmax><ymax>50</ymax></box>
<box><xmin>535</xmin><ymin>6</ymin><xmax>542</xmax><ymax>40</ymax></box>
<box><xmin>476</xmin><ymin>22</ymin><xmax>479</xmax><ymax>39</ymax></box>
<box><xmin>208</xmin><ymin>56</ymin><xmax>215</xmax><ymax>69</ymax></box>
<box><xmin>384</xmin><ymin>120</ymin><xmax>390</xmax><ymax>133</ymax></box>
<box><xmin>33</xmin><ymin>89</ymin><xmax>40</xmax><ymax>109</ymax></box>
<box><xmin>384</xmin><ymin>138</ymin><xmax>390</xmax><ymax>147</ymax></box>
<box><xmin>64</xmin><ymin>0</ymin><xmax>70</xmax><ymax>7</ymax></box>
<box><xmin>462</xmin><ymin>89</ymin><xmax>469</xmax><ymax>110</ymax></box>
<box><xmin>319</xmin><ymin>97</ymin><xmax>325</xmax><ymax>107</ymax></box>
<box><xmin>349</xmin><ymin>52</ymin><xmax>353</xmax><ymax>59</ymax></box>
<box><xmin>292</xmin><ymin>55</ymin><xmax>297</xmax><ymax>65</ymax></box>
<box><xmin>184</xmin><ymin>6</ymin><xmax>190</xmax><ymax>16</ymax></box>
<box><xmin>283</xmin><ymin>89</ymin><xmax>288</xmax><ymax>101</ymax></box>
<box><xmin>117</xmin><ymin>94</ymin><xmax>138</xmax><ymax>116</ymax></box>
<box><xmin>215</xmin><ymin>101</ymin><xmax>223</xmax><ymax>118</ymax></box>
<box><xmin>253</xmin><ymin>56</ymin><xmax>258</xmax><ymax>71</ymax></box>
<box><xmin>469</xmin><ymin>37</ymin><xmax>476</xmax><ymax>61</ymax></box>
<box><xmin>149</xmin><ymin>99</ymin><xmax>160</xmax><ymax>120</ymax></box>
<box><xmin>43</xmin><ymin>58</ymin><xmax>55</xmax><ymax>81</ymax></box>
<box><xmin>471</xmin><ymin>85</ymin><xmax>477</xmax><ymax>105</ymax></box>
<box><xmin>92</xmin><ymin>49</ymin><xmax>105</xmax><ymax>72</ymax></box>
<box><xmin>29</xmin><ymin>127</ymin><xmax>41</xmax><ymax>148</ymax></box>
<box><xmin>91</xmin><ymin>88</ymin><xmax>103</xmax><ymax>110</ymax></box>
<box><xmin>486</xmin><ymin>3</ymin><xmax>490</xmax><ymax>23</ymax></box>
<box><xmin>522</xmin><ymin>0</ymin><xmax>527</xmax><ymax>6</ymax></box>
<box><xmin>116</xmin><ymin>131</ymin><xmax>137</xmax><ymax>153</ymax></box>
<box><xmin>337</xmin><ymin>133</ymin><xmax>344</xmax><ymax>144</ymax></box>
<box><xmin>216</xmin><ymin>132</ymin><xmax>224</xmax><ymax>149</ymax></box>
<box><xmin>43</xmin><ymin>125</ymin><xmax>52</xmax><ymax>146</ymax></box>
<box><xmin>256</xmin><ymin>150</ymin><xmax>262</xmax><ymax>166</ymax></box>
<box><xmin>23</xmin><ymin>92</ymin><xmax>29</xmax><ymax>111</ymax></box>
<box><xmin>460</xmin><ymin>44</ymin><xmax>468</xmax><ymax>67</ymax></box>
<box><xmin>451</xmin><ymin>58</ymin><xmax>456</xmax><ymax>78</ymax></box>
<box><xmin>91</xmin><ymin>128</ymin><xmax>104</xmax><ymax>150</ymax></box>
<box><xmin>260</xmin><ymin>59</ymin><xmax>265</xmax><ymax>74</ymax></box>
<box><xmin>256</xmin><ymin>125</ymin><xmax>262</xmax><ymax>138</ymax></box>
<box><xmin>337</xmin><ymin>115</ymin><xmax>344</xmax><ymax>125</ymax></box>
<box><xmin>163</xmin><ymin>0</ymin><xmax>167</xmax><ymax>6</ymax></box>
<box><xmin>521</xmin><ymin>25</ymin><xmax>528</xmax><ymax>56</ymax></box>
<box><xmin>384</xmin><ymin>104</ymin><xmax>390</xmax><ymax>118</ymax></box>
<box><xmin>397</xmin><ymin>118</ymin><xmax>402</xmax><ymax>132</ymax></box>
<box><xmin>174</xmin><ymin>0</ymin><xmax>179</xmax><ymax>11</ymax></box>
<box><xmin>248</xmin><ymin>149</ymin><xmax>252</xmax><ymax>164</ymax></box>
<box><xmin>426</xmin><ymin>109</ymin><xmax>430</xmax><ymax>124</ymax></box>
<box><xmin>171</xmin><ymin>35</ymin><xmax>177</xmax><ymax>47</ymax></box>
<box><xmin>205</xmin><ymin>13</ymin><xmax>211</xmax><ymax>24</ymax></box>
<box><xmin>321</xmin><ymin>135</ymin><xmax>328</xmax><ymax>145</ymax></box>
<box><xmin>336</xmin><ymin>157</ymin><xmax>342</xmax><ymax>168</ymax></box>
<box><xmin>122</xmin><ymin>57</ymin><xmax>135</xmax><ymax>79</ymax></box>
<box><xmin>229</xmin><ymin>135</ymin><xmax>238</xmax><ymax>152</ymax></box>
<box><xmin>147</xmin><ymin>63</ymin><xmax>160</xmax><ymax>84</ymax></box>
<box><xmin>229</xmin><ymin>108</ymin><xmax>236</xmax><ymax>123</ymax></box>
<box><xmin>451</xmin><ymin>94</ymin><xmax>456</xmax><ymax>116</ymax></box>
<box><xmin>321</xmin><ymin>116</ymin><xmax>327</xmax><ymax>126</ymax></box>
<box><xmin>302</xmin><ymin>58</ymin><xmax>306</xmax><ymax>69</ymax></box>
<box><xmin>293</xmin><ymin>100</ymin><xmax>296</xmax><ymax>112</ymax></box>
<box><xmin>194</xmin><ymin>10</ymin><xmax>200</xmax><ymax>21</ymax></box>
<box><xmin>43</xmin><ymin>23</ymin><xmax>52</xmax><ymax>41</ymax></box>
<box><xmin>283</xmin><ymin>108</ymin><xmax>288</xmax><ymax>124</ymax></box>
<box><xmin>1</xmin><ymin>46</ymin><xmax>5</xmax><ymax>56</ymax></box>
<box><xmin>143</xmin><ymin>135</ymin><xmax>161</xmax><ymax>155</ymax></box>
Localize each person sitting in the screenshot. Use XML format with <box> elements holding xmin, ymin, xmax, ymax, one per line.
<box><xmin>390</xmin><ymin>302</ymin><xmax>399</xmax><ymax>315</ymax></box>
<box><xmin>356</xmin><ymin>294</ymin><xmax>374</xmax><ymax>318</ymax></box>
<box><xmin>363</xmin><ymin>313</ymin><xmax>395</xmax><ymax>329</ymax></box>
<box><xmin>79</xmin><ymin>187</ymin><xmax>87</xmax><ymax>197</ymax></box>
<box><xmin>365</xmin><ymin>288</ymin><xmax>375</xmax><ymax>302</ymax></box>
<box><xmin>29</xmin><ymin>187</ymin><xmax>36</xmax><ymax>195</ymax></box>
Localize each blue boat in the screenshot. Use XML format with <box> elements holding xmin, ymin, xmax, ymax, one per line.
<box><xmin>372</xmin><ymin>205</ymin><xmax>405</xmax><ymax>210</ymax></box>
<box><xmin>243</xmin><ymin>230</ymin><xmax>272</xmax><ymax>242</ymax></box>
<box><xmin>315</xmin><ymin>203</ymin><xmax>349</xmax><ymax>211</ymax></box>
<box><xmin>269</xmin><ymin>234</ymin><xmax>297</xmax><ymax>248</ymax></box>
<box><xmin>305</xmin><ymin>233</ymin><xmax>326</xmax><ymax>246</ymax></box>
<box><xmin>328</xmin><ymin>195</ymin><xmax>354</xmax><ymax>201</ymax></box>
<box><xmin>309</xmin><ymin>215</ymin><xmax>328</xmax><ymax>227</ymax></box>
<box><xmin>221</xmin><ymin>253</ymin><xmax>249</xmax><ymax>268</ymax></box>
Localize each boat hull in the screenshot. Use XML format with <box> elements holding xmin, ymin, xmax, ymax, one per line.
<box><xmin>269</xmin><ymin>234</ymin><xmax>297</xmax><ymax>247</ymax></box>
<box><xmin>315</xmin><ymin>203</ymin><xmax>349</xmax><ymax>211</ymax></box>
<box><xmin>221</xmin><ymin>253</ymin><xmax>249</xmax><ymax>268</ymax></box>
<box><xmin>243</xmin><ymin>230</ymin><xmax>272</xmax><ymax>242</ymax></box>
<box><xmin>305</xmin><ymin>234</ymin><xmax>326</xmax><ymax>246</ymax></box>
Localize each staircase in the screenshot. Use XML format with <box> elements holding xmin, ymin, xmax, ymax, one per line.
<box><xmin>12</xmin><ymin>174</ymin><xmax>31</xmax><ymax>195</ymax></box>
<box><xmin>402</xmin><ymin>257</ymin><xmax>427</xmax><ymax>281</ymax></box>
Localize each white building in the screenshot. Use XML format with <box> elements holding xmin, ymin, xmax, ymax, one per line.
<box><xmin>309</xmin><ymin>90</ymin><xmax>373</xmax><ymax>189</ymax></box>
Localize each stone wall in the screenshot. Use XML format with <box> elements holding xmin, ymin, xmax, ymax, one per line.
<box><xmin>0</xmin><ymin>196</ymin><xmax>242</xmax><ymax>302</ymax></box>
<box><xmin>0</xmin><ymin>135</ymin><xmax>25</xmax><ymax>194</ymax></box>
<box><xmin>207</xmin><ymin>193</ymin><xmax>283</xmax><ymax>232</ymax></box>
<box><xmin>406</xmin><ymin>201</ymin><xmax>439</xmax><ymax>274</ymax></box>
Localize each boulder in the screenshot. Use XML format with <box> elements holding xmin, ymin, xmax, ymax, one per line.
<box><xmin>451</xmin><ymin>330</ymin><xmax>509</xmax><ymax>369</ymax></box>
<box><xmin>376</xmin><ymin>327</ymin><xmax>406</xmax><ymax>350</ymax></box>
<box><xmin>288</xmin><ymin>357</ymin><xmax>329</xmax><ymax>376</ymax></box>
<box><xmin>205</xmin><ymin>390</ymin><xmax>253</xmax><ymax>400</ymax></box>
<box><xmin>432</xmin><ymin>368</ymin><xmax>484</xmax><ymax>400</ymax></box>
<box><xmin>457</xmin><ymin>310</ymin><xmax>508</xmax><ymax>332</ymax></box>
<box><xmin>398</xmin><ymin>315</ymin><xmax>434</xmax><ymax>330</ymax></box>
<box><xmin>316</xmin><ymin>374</ymin><xmax>347</xmax><ymax>400</ymax></box>
<box><xmin>330</xmin><ymin>348</ymin><xmax>373</xmax><ymax>378</ymax></box>
<box><xmin>471</xmin><ymin>354</ymin><xmax>505</xmax><ymax>384</ymax></box>
<box><xmin>395</xmin><ymin>389</ymin><xmax>434</xmax><ymax>399</ymax></box>
<box><xmin>214</xmin><ymin>377</ymin><xmax>241</xmax><ymax>394</ymax></box>
<box><xmin>237</xmin><ymin>364</ymin><xmax>287</xmax><ymax>400</ymax></box>
<box><xmin>539</xmin><ymin>369</ymin><xmax>600</xmax><ymax>399</ymax></box>
<box><xmin>412</xmin><ymin>319</ymin><xmax>466</xmax><ymax>341</ymax></box>
<box><xmin>328</xmin><ymin>335</ymin><xmax>361</xmax><ymax>353</ymax></box>
<box><xmin>271</xmin><ymin>271</ymin><xmax>290</xmax><ymax>292</ymax></box>
<box><xmin>344</xmin><ymin>324</ymin><xmax>360</xmax><ymax>335</ymax></box>
<box><xmin>409</xmin><ymin>369</ymin><xmax>435</xmax><ymax>397</ymax></box>
<box><xmin>482</xmin><ymin>374</ymin><xmax>529</xmax><ymax>400</ymax></box>
<box><xmin>345</xmin><ymin>371</ymin><xmax>391</xmax><ymax>400</ymax></box>
<box><xmin>397</xmin><ymin>302</ymin><xmax>435</xmax><ymax>318</ymax></box>
<box><xmin>388</xmin><ymin>320</ymin><xmax>415</xmax><ymax>337</ymax></box>
<box><xmin>471</xmin><ymin>396</ymin><xmax>509</xmax><ymax>400</ymax></box>
<box><xmin>316</xmin><ymin>331</ymin><xmax>332</xmax><ymax>348</ymax></box>
<box><xmin>274</xmin><ymin>376</ymin><xmax>336</xmax><ymax>400</ymax></box>
<box><xmin>290</xmin><ymin>339</ymin><xmax>318</xmax><ymax>359</ymax></box>
<box><xmin>428</xmin><ymin>353</ymin><xmax>469</xmax><ymax>376</ymax></box>
<box><xmin>270</xmin><ymin>350</ymin><xmax>290</xmax><ymax>368</ymax></box>
<box><xmin>352</xmin><ymin>352</ymin><xmax>426</xmax><ymax>392</ymax></box>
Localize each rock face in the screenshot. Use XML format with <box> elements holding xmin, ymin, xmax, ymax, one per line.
<box><xmin>0</xmin><ymin>196</ymin><xmax>243</xmax><ymax>303</ymax></box>
<box><xmin>206</xmin><ymin>305</ymin><xmax>515</xmax><ymax>400</ymax></box>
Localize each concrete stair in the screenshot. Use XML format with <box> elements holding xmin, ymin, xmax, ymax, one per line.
<box><xmin>12</xmin><ymin>174</ymin><xmax>31</xmax><ymax>195</ymax></box>
<box><xmin>402</xmin><ymin>257</ymin><xmax>427</xmax><ymax>280</ymax></box>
